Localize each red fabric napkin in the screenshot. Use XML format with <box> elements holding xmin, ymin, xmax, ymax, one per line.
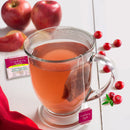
<box><xmin>0</xmin><ymin>86</ymin><xmax>41</xmax><ymax>130</ymax></box>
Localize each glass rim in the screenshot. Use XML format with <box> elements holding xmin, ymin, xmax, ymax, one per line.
<box><xmin>24</xmin><ymin>26</ymin><xmax>96</xmax><ymax>63</ymax></box>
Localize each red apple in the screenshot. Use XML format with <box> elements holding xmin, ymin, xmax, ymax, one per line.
<box><xmin>0</xmin><ymin>32</ymin><xmax>25</xmax><ymax>52</ymax></box>
<box><xmin>1</xmin><ymin>0</ymin><xmax>31</xmax><ymax>30</ymax></box>
<box><xmin>31</xmin><ymin>0</ymin><xmax>62</xmax><ymax>30</ymax></box>
<box><xmin>6</xmin><ymin>30</ymin><xmax>27</xmax><ymax>48</ymax></box>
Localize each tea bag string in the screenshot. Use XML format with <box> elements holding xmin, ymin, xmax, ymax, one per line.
<box><xmin>79</xmin><ymin>54</ymin><xmax>87</xmax><ymax>109</ymax></box>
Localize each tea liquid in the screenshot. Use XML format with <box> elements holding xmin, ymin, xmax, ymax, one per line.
<box><xmin>29</xmin><ymin>41</ymin><xmax>91</xmax><ymax>114</ymax></box>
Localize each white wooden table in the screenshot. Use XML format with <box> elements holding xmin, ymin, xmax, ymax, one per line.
<box><xmin>0</xmin><ymin>0</ymin><xmax>130</xmax><ymax>130</ymax></box>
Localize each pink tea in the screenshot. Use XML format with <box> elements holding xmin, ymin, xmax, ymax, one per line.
<box><xmin>29</xmin><ymin>41</ymin><xmax>91</xmax><ymax>114</ymax></box>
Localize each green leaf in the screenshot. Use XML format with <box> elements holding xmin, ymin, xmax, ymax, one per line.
<box><xmin>104</xmin><ymin>98</ymin><xmax>109</xmax><ymax>101</ymax></box>
<box><xmin>106</xmin><ymin>94</ymin><xmax>111</xmax><ymax>100</ymax></box>
<box><xmin>110</xmin><ymin>100</ymin><xmax>114</xmax><ymax>106</ymax></box>
<box><xmin>102</xmin><ymin>94</ymin><xmax>114</xmax><ymax>107</ymax></box>
<box><xmin>102</xmin><ymin>101</ymin><xmax>109</xmax><ymax>105</ymax></box>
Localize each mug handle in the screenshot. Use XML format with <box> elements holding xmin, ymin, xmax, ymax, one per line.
<box><xmin>85</xmin><ymin>54</ymin><xmax>116</xmax><ymax>101</ymax></box>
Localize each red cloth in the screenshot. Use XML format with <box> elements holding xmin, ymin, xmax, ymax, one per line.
<box><xmin>0</xmin><ymin>86</ymin><xmax>41</xmax><ymax>130</ymax></box>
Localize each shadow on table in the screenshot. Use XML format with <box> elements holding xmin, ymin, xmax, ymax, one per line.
<box><xmin>23</xmin><ymin>29</ymin><xmax>36</xmax><ymax>36</ymax></box>
<box><xmin>0</xmin><ymin>26</ymin><xmax>12</xmax><ymax>36</ymax></box>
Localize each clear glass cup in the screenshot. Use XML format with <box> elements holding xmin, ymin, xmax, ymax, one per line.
<box><xmin>24</xmin><ymin>26</ymin><xmax>115</xmax><ymax>128</ymax></box>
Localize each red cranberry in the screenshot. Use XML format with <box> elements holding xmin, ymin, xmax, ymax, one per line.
<box><xmin>113</xmin><ymin>39</ymin><xmax>122</xmax><ymax>47</ymax></box>
<box><xmin>113</xmin><ymin>95</ymin><xmax>122</xmax><ymax>104</ymax></box>
<box><xmin>98</xmin><ymin>51</ymin><xmax>106</xmax><ymax>56</ymax></box>
<box><xmin>115</xmin><ymin>81</ymin><xmax>124</xmax><ymax>90</ymax></box>
<box><xmin>108</xmin><ymin>92</ymin><xmax>115</xmax><ymax>100</ymax></box>
<box><xmin>94</xmin><ymin>31</ymin><xmax>103</xmax><ymax>39</ymax></box>
<box><xmin>103</xmin><ymin>43</ymin><xmax>111</xmax><ymax>50</ymax></box>
<box><xmin>103</xmin><ymin>65</ymin><xmax>111</xmax><ymax>73</ymax></box>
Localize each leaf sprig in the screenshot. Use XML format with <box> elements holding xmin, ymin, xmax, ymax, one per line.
<box><xmin>102</xmin><ymin>94</ymin><xmax>114</xmax><ymax>106</ymax></box>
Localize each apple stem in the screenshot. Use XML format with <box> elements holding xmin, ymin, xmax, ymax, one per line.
<box><xmin>10</xmin><ymin>0</ymin><xmax>17</xmax><ymax>7</ymax></box>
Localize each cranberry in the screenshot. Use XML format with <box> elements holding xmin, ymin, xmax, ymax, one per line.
<box><xmin>103</xmin><ymin>43</ymin><xmax>111</xmax><ymax>50</ymax></box>
<box><xmin>98</xmin><ymin>51</ymin><xmax>106</xmax><ymax>56</ymax></box>
<box><xmin>113</xmin><ymin>39</ymin><xmax>122</xmax><ymax>47</ymax></box>
<box><xmin>108</xmin><ymin>92</ymin><xmax>115</xmax><ymax>100</ymax></box>
<box><xmin>115</xmin><ymin>81</ymin><xmax>124</xmax><ymax>90</ymax></box>
<box><xmin>103</xmin><ymin>65</ymin><xmax>111</xmax><ymax>73</ymax></box>
<box><xmin>113</xmin><ymin>95</ymin><xmax>122</xmax><ymax>104</ymax></box>
<box><xmin>94</xmin><ymin>31</ymin><xmax>103</xmax><ymax>39</ymax></box>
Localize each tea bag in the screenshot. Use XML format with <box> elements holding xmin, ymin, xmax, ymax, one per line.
<box><xmin>63</xmin><ymin>62</ymin><xmax>91</xmax><ymax>101</ymax></box>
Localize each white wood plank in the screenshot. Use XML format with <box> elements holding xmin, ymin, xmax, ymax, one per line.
<box><xmin>94</xmin><ymin>0</ymin><xmax>130</xmax><ymax>130</ymax></box>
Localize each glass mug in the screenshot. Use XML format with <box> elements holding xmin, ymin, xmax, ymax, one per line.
<box><xmin>24</xmin><ymin>26</ymin><xmax>115</xmax><ymax>128</ymax></box>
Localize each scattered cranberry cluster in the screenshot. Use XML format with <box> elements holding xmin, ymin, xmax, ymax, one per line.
<box><xmin>108</xmin><ymin>81</ymin><xmax>124</xmax><ymax>104</ymax></box>
<box><xmin>101</xmin><ymin>81</ymin><xmax>124</xmax><ymax>106</ymax></box>
<box><xmin>94</xmin><ymin>31</ymin><xmax>122</xmax><ymax>73</ymax></box>
<box><xmin>94</xmin><ymin>31</ymin><xmax>124</xmax><ymax>106</ymax></box>
<box><xmin>94</xmin><ymin>30</ymin><xmax>122</xmax><ymax>73</ymax></box>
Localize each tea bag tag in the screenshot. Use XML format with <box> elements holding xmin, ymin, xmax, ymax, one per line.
<box><xmin>79</xmin><ymin>103</ymin><xmax>92</xmax><ymax>124</ymax></box>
